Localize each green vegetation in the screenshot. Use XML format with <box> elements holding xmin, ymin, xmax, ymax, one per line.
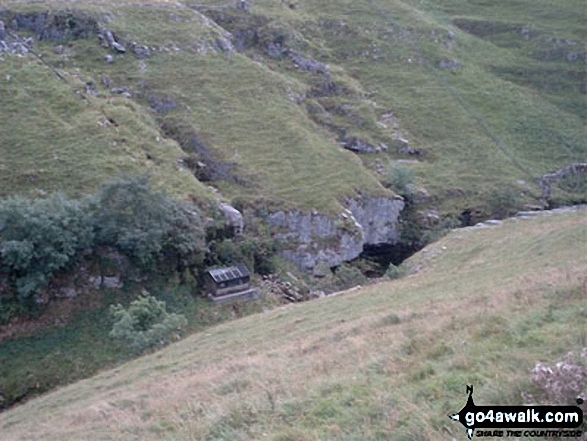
<box><xmin>385</xmin><ymin>263</ymin><xmax>407</xmax><ymax>280</ymax></box>
<box><xmin>0</xmin><ymin>283</ymin><xmax>275</xmax><ymax>411</ymax></box>
<box><xmin>0</xmin><ymin>0</ymin><xmax>585</xmax><ymax>437</ymax></box>
<box><xmin>91</xmin><ymin>177</ymin><xmax>206</xmax><ymax>272</ymax></box>
<box><xmin>109</xmin><ymin>291</ymin><xmax>188</xmax><ymax>353</ymax></box>
<box><xmin>2</xmin><ymin>0</ymin><xmax>584</xmax><ymax>215</ymax></box>
<box><xmin>0</xmin><ymin>56</ymin><xmax>212</xmax><ymax>201</ymax></box>
<box><xmin>0</xmin><ymin>207</ymin><xmax>585</xmax><ymax>440</ymax></box>
<box><xmin>0</xmin><ymin>195</ymin><xmax>93</xmax><ymax>306</ymax></box>
<box><xmin>0</xmin><ymin>177</ymin><xmax>206</xmax><ymax>321</ymax></box>
<box><xmin>384</xmin><ymin>163</ymin><xmax>416</xmax><ymax>199</ymax></box>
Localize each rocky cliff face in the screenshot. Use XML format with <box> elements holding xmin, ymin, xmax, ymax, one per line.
<box><xmin>268</xmin><ymin>195</ymin><xmax>404</xmax><ymax>271</ymax></box>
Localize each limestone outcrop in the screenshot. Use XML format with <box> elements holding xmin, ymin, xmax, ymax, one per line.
<box><xmin>268</xmin><ymin>195</ymin><xmax>404</xmax><ymax>271</ymax></box>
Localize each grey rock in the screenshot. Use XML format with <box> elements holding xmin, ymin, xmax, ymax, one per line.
<box><xmin>8</xmin><ymin>11</ymin><xmax>97</xmax><ymax>41</ymax></box>
<box><xmin>111</xmin><ymin>87</ymin><xmax>130</xmax><ymax>95</ymax></box>
<box><xmin>439</xmin><ymin>59</ymin><xmax>462</xmax><ymax>70</ymax></box>
<box><xmin>393</xmin><ymin>138</ymin><xmax>422</xmax><ymax>156</ymax></box>
<box><xmin>105</xmin><ymin>54</ymin><xmax>114</xmax><ymax>64</ymax></box>
<box><xmin>215</xmin><ymin>37</ymin><xmax>234</xmax><ymax>53</ymax></box>
<box><xmin>102</xmin><ymin>76</ymin><xmax>112</xmax><ymax>87</ymax></box>
<box><xmin>347</xmin><ymin>196</ymin><xmax>404</xmax><ymax>245</ymax></box>
<box><xmin>85</xmin><ymin>81</ymin><xmax>97</xmax><ymax>96</ymax></box>
<box><xmin>102</xmin><ymin>30</ymin><xmax>125</xmax><ymax>53</ymax></box>
<box><xmin>149</xmin><ymin>94</ymin><xmax>177</xmax><ymax>114</ymax></box>
<box><xmin>236</xmin><ymin>0</ymin><xmax>252</xmax><ymax>12</ymax></box>
<box><xmin>447</xmin><ymin>29</ymin><xmax>456</xmax><ymax>40</ymax></box>
<box><xmin>219</xmin><ymin>203</ymin><xmax>244</xmax><ymax>235</ymax></box>
<box><xmin>111</xmin><ymin>41</ymin><xmax>126</xmax><ymax>53</ymax></box>
<box><xmin>565</xmin><ymin>51</ymin><xmax>583</xmax><ymax>63</ymax></box>
<box><xmin>89</xmin><ymin>276</ymin><xmax>123</xmax><ymax>289</ymax></box>
<box><xmin>131</xmin><ymin>43</ymin><xmax>151</xmax><ymax>58</ymax></box>
<box><xmin>0</xmin><ymin>21</ymin><xmax>5</xmax><ymax>40</ymax></box>
<box><xmin>417</xmin><ymin>209</ymin><xmax>440</xmax><ymax>227</ymax></box>
<box><xmin>269</xmin><ymin>196</ymin><xmax>404</xmax><ymax>271</ymax></box>
<box><xmin>56</xmin><ymin>287</ymin><xmax>78</xmax><ymax>299</ymax></box>
<box><xmin>267</xmin><ymin>42</ymin><xmax>284</xmax><ymax>58</ymax></box>
<box><xmin>343</xmin><ymin>137</ymin><xmax>380</xmax><ymax>154</ymax></box>
<box><xmin>540</xmin><ymin>162</ymin><xmax>587</xmax><ymax>201</ymax></box>
<box><xmin>289</xmin><ymin>50</ymin><xmax>330</xmax><ymax>75</ymax></box>
<box><xmin>485</xmin><ymin>220</ymin><xmax>503</xmax><ymax>226</ymax></box>
<box><xmin>104</xmin><ymin>30</ymin><xmax>116</xmax><ymax>46</ymax></box>
<box><xmin>412</xmin><ymin>187</ymin><xmax>431</xmax><ymax>204</ymax></box>
<box><xmin>103</xmin><ymin>276</ymin><xmax>123</xmax><ymax>288</ymax></box>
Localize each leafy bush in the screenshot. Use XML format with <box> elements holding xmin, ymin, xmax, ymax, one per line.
<box><xmin>109</xmin><ymin>291</ymin><xmax>188</xmax><ymax>353</ymax></box>
<box><xmin>334</xmin><ymin>263</ymin><xmax>367</xmax><ymax>289</ymax></box>
<box><xmin>385</xmin><ymin>264</ymin><xmax>407</xmax><ymax>280</ymax></box>
<box><xmin>0</xmin><ymin>176</ymin><xmax>207</xmax><ymax>318</ymax></box>
<box><xmin>384</xmin><ymin>163</ymin><xmax>415</xmax><ymax>198</ymax></box>
<box><xmin>0</xmin><ymin>195</ymin><xmax>94</xmax><ymax>304</ymax></box>
<box><xmin>92</xmin><ymin>177</ymin><xmax>206</xmax><ymax>272</ymax></box>
<box><xmin>487</xmin><ymin>188</ymin><xmax>520</xmax><ymax>219</ymax></box>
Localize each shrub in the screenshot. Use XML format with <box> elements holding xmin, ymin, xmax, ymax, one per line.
<box><xmin>384</xmin><ymin>163</ymin><xmax>415</xmax><ymax>198</ymax></box>
<box><xmin>0</xmin><ymin>176</ymin><xmax>207</xmax><ymax>319</ymax></box>
<box><xmin>92</xmin><ymin>177</ymin><xmax>206</xmax><ymax>273</ymax></box>
<box><xmin>0</xmin><ymin>195</ymin><xmax>94</xmax><ymax>305</ymax></box>
<box><xmin>487</xmin><ymin>188</ymin><xmax>520</xmax><ymax>219</ymax></box>
<box><xmin>334</xmin><ymin>263</ymin><xmax>366</xmax><ymax>290</ymax></box>
<box><xmin>109</xmin><ymin>291</ymin><xmax>188</xmax><ymax>353</ymax></box>
<box><xmin>385</xmin><ymin>264</ymin><xmax>407</xmax><ymax>280</ymax></box>
<box><xmin>524</xmin><ymin>349</ymin><xmax>587</xmax><ymax>406</ymax></box>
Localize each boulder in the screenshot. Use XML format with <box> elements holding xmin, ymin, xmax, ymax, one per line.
<box><xmin>267</xmin><ymin>42</ymin><xmax>284</xmax><ymax>58</ymax></box>
<box><xmin>56</xmin><ymin>287</ymin><xmax>78</xmax><ymax>299</ymax></box>
<box><xmin>236</xmin><ymin>0</ymin><xmax>253</xmax><ymax>12</ymax></box>
<box><xmin>393</xmin><ymin>138</ymin><xmax>422</xmax><ymax>155</ymax></box>
<box><xmin>343</xmin><ymin>137</ymin><xmax>380</xmax><ymax>154</ymax></box>
<box><xmin>111</xmin><ymin>41</ymin><xmax>126</xmax><ymax>53</ymax></box>
<box><xmin>131</xmin><ymin>43</ymin><xmax>151</xmax><ymax>58</ymax></box>
<box><xmin>0</xmin><ymin>21</ymin><xmax>5</xmax><ymax>40</ymax></box>
<box><xmin>220</xmin><ymin>203</ymin><xmax>244</xmax><ymax>235</ymax></box>
<box><xmin>288</xmin><ymin>50</ymin><xmax>330</xmax><ymax>75</ymax></box>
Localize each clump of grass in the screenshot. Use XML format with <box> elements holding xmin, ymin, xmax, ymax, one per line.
<box><xmin>379</xmin><ymin>313</ymin><xmax>402</xmax><ymax>326</ymax></box>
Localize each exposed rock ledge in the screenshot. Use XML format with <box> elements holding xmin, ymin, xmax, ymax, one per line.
<box><xmin>268</xmin><ymin>196</ymin><xmax>404</xmax><ymax>271</ymax></box>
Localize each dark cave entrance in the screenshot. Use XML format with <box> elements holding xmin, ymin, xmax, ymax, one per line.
<box><xmin>357</xmin><ymin>242</ymin><xmax>422</xmax><ymax>278</ymax></box>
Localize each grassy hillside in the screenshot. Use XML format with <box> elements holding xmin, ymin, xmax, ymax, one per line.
<box><xmin>0</xmin><ymin>0</ymin><xmax>585</xmax><ymax>213</ymax></box>
<box><xmin>0</xmin><ymin>208</ymin><xmax>585</xmax><ymax>440</ymax></box>
<box><xmin>0</xmin><ymin>53</ymin><xmax>213</xmax><ymax>201</ymax></box>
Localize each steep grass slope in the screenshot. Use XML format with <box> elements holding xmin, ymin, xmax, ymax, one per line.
<box><xmin>0</xmin><ymin>0</ymin><xmax>585</xmax><ymax>213</ymax></box>
<box><xmin>0</xmin><ymin>52</ymin><xmax>213</xmax><ymax>201</ymax></box>
<box><xmin>1</xmin><ymin>208</ymin><xmax>585</xmax><ymax>440</ymax></box>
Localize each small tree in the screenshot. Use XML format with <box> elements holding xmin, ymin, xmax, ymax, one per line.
<box><xmin>384</xmin><ymin>163</ymin><xmax>415</xmax><ymax>199</ymax></box>
<box><xmin>92</xmin><ymin>177</ymin><xmax>206</xmax><ymax>273</ymax></box>
<box><xmin>109</xmin><ymin>291</ymin><xmax>188</xmax><ymax>353</ymax></box>
<box><xmin>0</xmin><ymin>195</ymin><xmax>94</xmax><ymax>305</ymax></box>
